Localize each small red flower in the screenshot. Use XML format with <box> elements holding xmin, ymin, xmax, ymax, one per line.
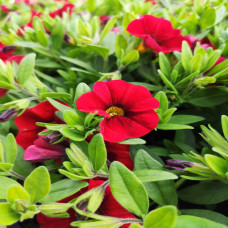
<box><xmin>24</xmin><ymin>135</ymin><xmax>67</xmax><ymax>162</ymax></box>
<box><xmin>1</xmin><ymin>4</ymin><xmax>11</xmax><ymax>13</ymax></box>
<box><xmin>127</xmin><ymin>15</ymin><xmax>189</xmax><ymax>54</ymax></box>
<box><xmin>17</xmin><ymin>10</ymin><xmax>41</xmax><ymax>36</ymax></box>
<box><xmin>37</xmin><ymin>179</ymin><xmax>136</xmax><ymax>228</ymax></box>
<box><xmin>15</xmin><ymin>101</ymin><xmax>65</xmax><ymax>149</ymax></box>
<box><xmin>77</xmin><ymin>80</ymin><xmax>159</xmax><ymax>142</ymax></box>
<box><xmin>49</xmin><ymin>4</ymin><xmax>74</xmax><ymax>18</ymax></box>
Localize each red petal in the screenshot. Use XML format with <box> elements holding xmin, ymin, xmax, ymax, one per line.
<box><xmin>101</xmin><ymin>110</ymin><xmax>158</xmax><ymax>142</ymax></box>
<box><xmin>15</xmin><ymin>101</ymin><xmax>58</xmax><ymax>131</ymax></box>
<box><xmin>106</xmin><ymin>142</ymin><xmax>134</xmax><ymax>170</ymax></box>
<box><xmin>0</xmin><ymin>88</ymin><xmax>8</xmax><ymax>98</ymax></box>
<box><xmin>16</xmin><ymin>128</ymin><xmax>42</xmax><ymax>149</ymax></box>
<box><xmin>127</xmin><ymin>18</ymin><xmax>147</xmax><ymax>38</ymax></box>
<box><xmin>24</xmin><ymin>143</ymin><xmax>66</xmax><ymax>162</ymax></box>
<box><xmin>5</xmin><ymin>55</ymin><xmax>24</xmax><ymax>64</ymax></box>
<box><xmin>76</xmin><ymin>91</ymin><xmax>110</xmax><ymax>117</ymax></box>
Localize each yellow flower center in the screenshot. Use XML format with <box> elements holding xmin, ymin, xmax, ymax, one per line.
<box><xmin>106</xmin><ymin>106</ymin><xmax>124</xmax><ymax>117</ymax></box>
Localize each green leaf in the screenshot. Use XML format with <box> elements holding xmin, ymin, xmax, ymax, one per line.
<box><xmin>24</xmin><ymin>166</ymin><xmax>51</xmax><ymax>204</ymax></box>
<box><xmin>174</xmin><ymin>215</ymin><xmax>226</xmax><ymax>228</ymax></box>
<box><xmin>13</xmin><ymin>144</ymin><xmax>34</xmax><ymax>177</ymax></box>
<box><xmin>33</xmin><ymin>16</ymin><xmax>48</xmax><ymax>46</ymax></box>
<box><xmin>60</xmin><ymin>128</ymin><xmax>85</xmax><ymax>141</ymax></box>
<box><xmin>100</xmin><ymin>16</ymin><xmax>117</xmax><ymax>42</ymax></box>
<box><xmin>51</xmin><ymin>21</ymin><xmax>65</xmax><ymax>49</ymax></box>
<box><xmin>221</xmin><ymin>115</ymin><xmax>228</xmax><ymax>141</ymax></box>
<box><xmin>40</xmin><ymin>92</ymin><xmax>72</xmax><ymax>99</ymax></box>
<box><xmin>47</xmin><ymin>97</ymin><xmax>75</xmax><ymax>112</ymax></box>
<box><xmin>134</xmin><ymin>150</ymin><xmax>178</xmax><ymax>206</ymax></box>
<box><xmin>0</xmin><ymin>203</ymin><xmax>20</xmax><ymax>225</ymax></box>
<box><xmin>158</xmin><ymin>70</ymin><xmax>178</xmax><ymax>94</ymax></box>
<box><xmin>75</xmin><ymin>83</ymin><xmax>91</xmax><ymax>101</ymax></box>
<box><xmin>39</xmin><ymin>179</ymin><xmax>88</xmax><ymax>203</ymax></box>
<box><xmin>0</xmin><ymin>176</ymin><xmax>21</xmax><ymax>199</ymax></box>
<box><xmin>144</xmin><ymin>206</ymin><xmax>177</xmax><ymax>228</ymax></box>
<box><xmin>157</xmin><ymin>123</ymin><xmax>193</xmax><ymax>130</ymax></box>
<box><xmin>179</xmin><ymin>181</ymin><xmax>228</xmax><ymax>204</ymax></box>
<box><xmin>17</xmin><ymin>53</ymin><xmax>36</xmax><ymax>86</ymax></box>
<box><xmin>200</xmin><ymin>8</ymin><xmax>216</xmax><ymax>29</ymax></box>
<box><xmin>190</xmin><ymin>53</ymin><xmax>202</xmax><ymax>73</ymax></box>
<box><xmin>0</xmin><ymin>163</ymin><xmax>13</xmax><ymax>172</ymax></box>
<box><xmin>87</xmin><ymin>187</ymin><xmax>105</xmax><ymax>213</ymax></box>
<box><xmin>88</xmin><ymin>45</ymin><xmax>109</xmax><ymax>58</ymax></box>
<box><xmin>154</xmin><ymin>91</ymin><xmax>168</xmax><ymax>112</ymax></box>
<box><xmin>205</xmin><ymin>154</ymin><xmax>228</xmax><ymax>176</ymax></box>
<box><xmin>63</xmin><ymin>110</ymin><xmax>84</xmax><ymax>125</ymax></box>
<box><xmin>88</xmin><ymin>133</ymin><xmax>107</xmax><ymax>172</ymax></box>
<box><xmin>130</xmin><ymin>224</ymin><xmax>143</xmax><ymax>228</ymax></box>
<box><xmin>5</xmin><ymin>133</ymin><xmax>17</xmax><ymax>164</ymax></box>
<box><xmin>7</xmin><ymin>185</ymin><xmax>30</xmax><ymax>204</ymax></box>
<box><xmin>181</xmin><ymin>209</ymin><xmax>228</xmax><ymax>226</ymax></box>
<box><xmin>187</xmin><ymin>87</ymin><xmax>228</xmax><ymax>107</ymax></box>
<box><xmin>59</xmin><ymin>169</ymin><xmax>91</xmax><ymax>180</ymax></box>
<box><xmin>121</xmin><ymin>50</ymin><xmax>139</xmax><ymax>65</ymax></box>
<box><xmin>159</xmin><ymin>53</ymin><xmax>171</xmax><ymax>78</ymax></box>
<box><xmin>109</xmin><ymin>161</ymin><xmax>149</xmax><ymax>218</ymax></box>
<box><xmin>168</xmin><ymin>115</ymin><xmax>204</xmax><ymax>125</ymax></box>
<box><xmin>181</xmin><ymin>41</ymin><xmax>193</xmax><ymax>73</ymax></box>
<box><xmin>60</xmin><ymin>56</ymin><xmax>97</xmax><ymax>73</ymax></box>
<box><xmin>134</xmin><ymin>170</ymin><xmax>178</xmax><ymax>182</ymax></box>
<box><xmin>119</xmin><ymin>138</ymin><xmax>146</xmax><ymax>145</ymax></box>
<box><xmin>115</xmin><ymin>34</ymin><xmax>128</xmax><ymax>59</ymax></box>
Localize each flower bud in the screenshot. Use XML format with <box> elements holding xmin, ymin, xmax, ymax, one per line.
<box><xmin>39</xmin><ymin>203</ymin><xmax>72</xmax><ymax>214</ymax></box>
<box><xmin>1</xmin><ymin>45</ymin><xmax>16</xmax><ymax>53</ymax></box>
<box><xmin>0</xmin><ymin>108</ymin><xmax>18</xmax><ymax>122</ymax></box>
<box><xmin>43</xmin><ymin>131</ymin><xmax>62</xmax><ymax>144</ymax></box>
<box><xmin>165</xmin><ymin>159</ymin><xmax>195</xmax><ymax>171</ymax></box>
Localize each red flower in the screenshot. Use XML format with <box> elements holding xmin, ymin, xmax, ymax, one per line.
<box><xmin>37</xmin><ymin>179</ymin><xmax>136</xmax><ymax>228</ymax></box>
<box><xmin>1</xmin><ymin>5</ymin><xmax>10</xmax><ymax>13</ymax></box>
<box><xmin>15</xmin><ymin>101</ymin><xmax>65</xmax><ymax>149</ymax></box>
<box><xmin>24</xmin><ymin>135</ymin><xmax>67</xmax><ymax>162</ymax></box>
<box><xmin>4</xmin><ymin>55</ymin><xmax>25</xmax><ymax>64</ymax></box>
<box><xmin>17</xmin><ymin>10</ymin><xmax>41</xmax><ymax>36</ymax></box>
<box><xmin>0</xmin><ymin>88</ymin><xmax>8</xmax><ymax>98</ymax></box>
<box><xmin>49</xmin><ymin>4</ymin><xmax>74</xmax><ymax>18</ymax></box>
<box><xmin>186</xmin><ymin>35</ymin><xmax>226</xmax><ymax>68</ymax></box>
<box><xmin>106</xmin><ymin>142</ymin><xmax>134</xmax><ymax>170</ymax></box>
<box><xmin>127</xmin><ymin>15</ymin><xmax>189</xmax><ymax>54</ymax></box>
<box><xmin>0</xmin><ymin>42</ymin><xmax>16</xmax><ymax>61</ymax></box>
<box><xmin>77</xmin><ymin>80</ymin><xmax>159</xmax><ymax>142</ymax></box>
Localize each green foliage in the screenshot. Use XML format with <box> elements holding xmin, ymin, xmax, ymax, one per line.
<box><xmin>109</xmin><ymin>161</ymin><xmax>149</xmax><ymax>218</ymax></box>
<box><xmin>144</xmin><ymin>206</ymin><xmax>178</xmax><ymax>228</ymax></box>
<box><xmin>24</xmin><ymin>166</ymin><xmax>51</xmax><ymax>204</ymax></box>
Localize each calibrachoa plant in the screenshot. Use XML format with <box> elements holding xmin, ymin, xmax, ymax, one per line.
<box><xmin>0</xmin><ymin>0</ymin><xmax>228</xmax><ymax>228</ymax></box>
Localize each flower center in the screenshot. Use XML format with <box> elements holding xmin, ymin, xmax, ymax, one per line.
<box><xmin>106</xmin><ymin>106</ymin><xmax>124</xmax><ymax>117</ymax></box>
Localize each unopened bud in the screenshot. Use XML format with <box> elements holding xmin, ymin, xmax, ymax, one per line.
<box><xmin>1</xmin><ymin>46</ymin><xmax>16</xmax><ymax>53</ymax></box>
<box><xmin>43</xmin><ymin>131</ymin><xmax>62</xmax><ymax>144</ymax></box>
<box><xmin>11</xmin><ymin>199</ymin><xmax>28</xmax><ymax>212</ymax></box>
<box><xmin>0</xmin><ymin>108</ymin><xmax>18</xmax><ymax>122</ymax></box>
<box><xmin>39</xmin><ymin>203</ymin><xmax>72</xmax><ymax>214</ymax></box>
<box><xmin>165</xmin><ymin>159</ymin><xmax>194</xmax><ymax>171</ymax></box>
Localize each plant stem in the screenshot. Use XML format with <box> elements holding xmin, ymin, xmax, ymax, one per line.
<box><xmin>175</xmin><ymin>178</ymin><xmax>185</xmax><ymax>189</ymax></box>
<box><xmin>9</xmin><ymin>171</ymin><xmax>25</xmax><ymax>181</ymax></box>
<box><xmin>14</xmin><ymin>82</ymin><xmax>40</xmax><ymax>99</ymax></box>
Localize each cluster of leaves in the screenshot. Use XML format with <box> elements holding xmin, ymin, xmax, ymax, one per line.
<box><xmin>0</xmin><ymin>0</ymin><xmax>228</xmax><ymax>227</ymax></box>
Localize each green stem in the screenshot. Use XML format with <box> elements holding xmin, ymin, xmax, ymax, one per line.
<box><xmin>9</xmin><ymin>171</ymin><xmax>25</xmax><ymax>181</ymax></box>
<box><xmin>14</xmin><ymin>83</ymin><xmax>40</xmax><ymax>99</ymax></box>
<box><xmin>175</xmin><ymin>178</ymin><xmax>185</xmax><ymax>189</ymax></box>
